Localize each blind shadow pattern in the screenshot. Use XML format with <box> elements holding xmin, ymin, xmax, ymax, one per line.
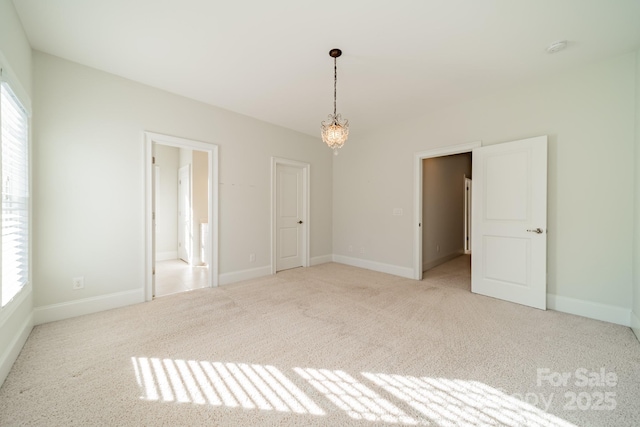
<box><xmin>132</xmin><ymin>358</ymin><xmax>577</xmax><ymax>426</ymax></box>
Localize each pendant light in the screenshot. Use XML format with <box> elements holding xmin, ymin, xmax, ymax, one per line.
<box><xmin>321</xmin><ymin>48</ymin><xmax>349</xmax><ymax>155</ymax></box>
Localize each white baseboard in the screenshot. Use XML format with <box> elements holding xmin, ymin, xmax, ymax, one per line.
<box><xmin>34</xmin><ymin>289</ymin><xmax>145</xmax><ymax>325</ymax></box>
<box><xmin>310</xmin><ymin>255</ymin><xmax>333</xmax><ymax>266</ymax></box>
<box><xmin>333</xmin><ymin>255</ymin><xmax>414</xmax><ymax>279</ymax></box>
<box><xmin>423</xmin><ymin>251</ymin><xmax>464</xmax><ymax>272</ymax></box>
<box><xmin>219</xmin><ymin>266</ymin><xmax>271</xmax><ymax>286</ymax></box>
<box><xmin>547</xmin><ymin>294</ymin><xmax>631</xmax><ymax>327</ymax></box>
<box><xmin>0</xmin><ymin>312</ymin><xmax>33</xmax><ymax>387</ymax></box>
<box><xmin>631</xmin><ymin>310</ymin><xmax>640</xmax><ymax>342</ymax></box>
<box><xmin>156</xmin><ymin>251</ymin><xmax>178</xmax><ymax>261</ymax></box>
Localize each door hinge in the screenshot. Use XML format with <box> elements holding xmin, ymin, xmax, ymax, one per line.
<box><xmin>152</xmin><ymin>212</ymin><xmax>155</xmax><ymax>220</ymax></box>
<box><xmin>152</xmin><ymin>156</ymin><xmax>156</xmax><ymax>164</ymax></box>
<box><xmin>152</xmin><ymin>269</ymin><xmax>155</xmax><ymax>275</ymax></box>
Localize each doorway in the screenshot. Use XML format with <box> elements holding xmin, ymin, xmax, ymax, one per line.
<box><xmin>414</xmin><ymin>141</ymin><xmax>480</xmax><ymax>281</ymax></box>
<box><xmin>145</xmin><ymin>132</ymin><xmax>219</xmax><ymax>301</ymax></box>
<box><xmin>421</xmin><ymin>152</ymin><xmax>472</xmax><ymax>275</ymax></box>
<box><xmin>414</xmin><ymin>137</ymin><xmax>548</xmax><ymax>310</ymax></box>
<box><xmin>271</xmin><ymin>157</ymin><xmax>310</xmax><ymax>273</ymax></box>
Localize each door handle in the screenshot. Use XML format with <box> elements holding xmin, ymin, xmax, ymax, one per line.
<box><xmin>527</xmin><ymin>228</ymin><xmax>543</xmax><ymax>234</ymax></box>
<box><xmin>298</xmin><ymin>220</ymin><xmax>303</xmax><ymax>224</ymax></box>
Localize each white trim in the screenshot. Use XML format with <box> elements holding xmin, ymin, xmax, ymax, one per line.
<box><xmin>219</xmin><ymin>266</ymin><xmax>272</xmax><ymax>286</ymax></box>
<box><xmin>422</xmin><ymin>251</ymin><xmax>464</xmax><ymax>272</ymax></box>
<box><xmin>631</xmin><ymin>310</ymin><xmax>640</xmax><ymax>342</ymax></box>
<box><xmin>34</xmin><ymin>289</ymin><xmax>144</xmax><ymax>325</ymax></box>
<box><xmin>271</xmin><ymin>157</ymin><xmax>310</xmax><ymax>274</ymax></box>
<box><xmin>0</xmin><ymin>51</ymin><xmax>32</xmax><ymax>115</ymax></box>
<box><xmin>156</xmin><ymin>251</ymin><xmax>178</xmax><ymax>262</ymax></box>
<box><xmin>310</xmin><ymin>255</ymin><xmax>333</xmax><ymax>266</ymax></box>
<box><xmin>144</xmin><ymin>131</ymin><xmax>219</xmax><ymax>302</ymax></box>
<box><xmin>413</xmin><ymin>141</ymin><xmax>481</xmax><ymax>280</ymax></box>
<box><xmin>0</xmin><ymin>285</ymin><xmax>31</xmax><ymax>328</ymax></box>
<box><xmin>547</xmin><ymin>294</ymin><xmax>631</xmax><ymax>327</ymax></box>
<box><xmin>333</xmin><ymin>255</ymin><xmax>414</xmax><ymax>279</ymax></box>
<box><xmin>0</xmin><ymin>312</ymin><xmax>33</xmax><ymax>387</ymax></box>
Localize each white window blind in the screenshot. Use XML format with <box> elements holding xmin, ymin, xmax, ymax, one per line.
<box><xmin>1</xmin><ymin>80</ymin><xmax>29</xmax><ymax>307</ymax></box>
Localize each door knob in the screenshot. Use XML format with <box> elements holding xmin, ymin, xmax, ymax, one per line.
<box><xmin>527</xmin><ymin>228</ymin><xmax>543</xmax><ymax>234</ymax></box>
<box><xmin>298</xmin><ymin>220</ymin><xmax>303</xmax><ymax>224</ymax></box>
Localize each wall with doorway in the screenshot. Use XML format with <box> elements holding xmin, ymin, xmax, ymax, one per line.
<box><xmin>333</xmin><ymin>52</ymin><xmax>636</xmax><ymax>324</ymax></box>
<box><xmin>154</xmin><ymin>144</ymin><xmax>179</xmax><ymax>260</ymax></box>
<box><xmin>422</xmin><ymin>153</ymin><xmax>471</xmax><ymax>271</ymax></box>
<box><xmin>31</xmin><ymin>51</ymin><xmax>333</xmax><ymax>314</ymax></box>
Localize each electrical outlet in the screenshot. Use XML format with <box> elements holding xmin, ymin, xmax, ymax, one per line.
<box><xmin>249</xmin><ymin>253</ymin><xmax>256</xmax><ymax>263</ymax></box>
<box><xmin>72</xmin><ymin>276</ymin><xmax>84</xmax><ymax>290</ymax></box>
<box><xmin>348</xmin><ymin>245</ymin><xmax>353</xmax><ymax>253</ymax></box>
<box><xmin>436</xmin><ymin>244</ymin><xmax>440</xmax><ymax>253</ymax></box>
<box><xmin>360</xmin><ymin>247</ymin><xmax>365</xmax><ymax>254</ymax></box>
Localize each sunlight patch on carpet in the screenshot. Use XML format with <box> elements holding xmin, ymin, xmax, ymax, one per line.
<box><xmin>295</xmin><ymin>367</ymin><xmax>418</xmax><ymax>424</ymax></box>
<box><xmin>131</xmin><ymin>357</ymin><xmax>325</xmax><ymax>415</ymax></box>
<box><xmin>362</xmin><ymin>373</ymin><xmax>577</xmax><ymax>427</ymax></box>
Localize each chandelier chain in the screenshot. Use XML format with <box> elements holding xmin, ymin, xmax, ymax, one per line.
<box><xmin>333</xmin><ymin>57</ymin><xmax>337</xmax><ymax>118</ymax></box>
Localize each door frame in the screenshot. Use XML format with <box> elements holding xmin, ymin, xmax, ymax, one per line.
<box><xmin>413</xmin><ymin>141</ymin><xmax>481</xmax><ymax>280</ymax></box>
<box><xmin>144</xmin><ymin>131</ymin><xmax>219</xmax><ymax>301</ymax></box>
<box><xmin>271</xmin><ymin>157</ymin><xmax>310</xmax><ymax>274</ymax></box>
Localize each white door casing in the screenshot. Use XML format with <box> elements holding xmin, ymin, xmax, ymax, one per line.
<box><xmin>271</xmin><ymin>158</ymin><xmax>309</xmax><ymax>273</ymax></box>
<box><xmin>464</xmin><ymin>177</ymin><xmax>472</xmax><ymax>254</ymax></box>
<box><xmin>471</xmin><ymin>135</ymin><xmax>548</xmax><ymax>309</ymax></box>
<box><xmin>178</xmin><ymin>164</ymin><xmax>191</xmax><ymax>264</ymax></box>
<box><xmin>152</xmin><ymin>165</ymin><xmax>159</xmax><ymax>298</ymax></box>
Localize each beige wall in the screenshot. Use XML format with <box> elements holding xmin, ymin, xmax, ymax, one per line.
<box><xmin>422</xmin><ymin>154</ymin><xmax>471</xmax><ymax>270</ymax></box>
<box><xmin>153</xmin><ymin>144</ymin><xmax>179</xmax><ymax>258</ymax></box>
<box><xmin>32</xmin><ymin>51</ymin><xmax>333</xmax><ymax>309</ymax></box>
<box><xmin>334</xmin><ymin>52</ymin><xmax>636</xmax><ymax>320</ymax></box>
<box><xmin>0</xmin><ymin>0</ymin><xmax>33</xmax><ymax>386</ymax></box>
<box><xmin>192</xmin><ymin>150</ymin><xmax>209</xmax><ymax>265</ymax></box>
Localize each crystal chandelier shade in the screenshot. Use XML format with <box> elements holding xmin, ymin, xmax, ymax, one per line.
<box><xmin>321</xmin><ymin>49</ymin><xmax>349</xmax><ymax>155</ymax></box>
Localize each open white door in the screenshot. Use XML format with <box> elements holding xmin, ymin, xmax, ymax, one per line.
<box><xmin>471</xmin><ymin>135</ymin><xmax>547</xmax><ymax>309</ymax></box>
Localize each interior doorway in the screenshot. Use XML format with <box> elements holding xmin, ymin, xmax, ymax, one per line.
<box><xmin>145</xmin><ymin>132</ymin><xmax>219</xmax><ymax>301</ymax></box>
<box><xmin>413</xmin><ymin>141</ymin><xmax>481</xmax><ymax>281</ymax></box>
<box><xmin>421</xmin><ymin>152</ymin><xmax>472</xmax><ymax>276</ymax></box>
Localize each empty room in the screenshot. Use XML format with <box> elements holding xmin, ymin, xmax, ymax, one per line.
<box><xmin>1</xmin><ymin>1</ymin><xmax>639</xmax><ymax>425</ymax></box>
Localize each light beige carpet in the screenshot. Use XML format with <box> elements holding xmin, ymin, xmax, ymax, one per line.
<box><xmin>1</xmin><ymin>259</ymin><xmax>639</xmax><ymax>426</ymax></box>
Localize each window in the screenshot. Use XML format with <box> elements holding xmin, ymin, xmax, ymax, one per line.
<box><xmin>1</xmin><ymin>78</ymin><xmax>29</xmax><ymax>307</ymax></box>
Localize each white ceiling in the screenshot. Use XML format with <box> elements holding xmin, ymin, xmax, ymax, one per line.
<box><xmin>12</xmin><ymin>0</ymin><xmax>640</xmax><ymax>138</ymax></box>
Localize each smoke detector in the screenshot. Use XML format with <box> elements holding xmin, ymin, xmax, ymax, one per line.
<box><xmin>546</xmin><ymin>40</ymin><xmax>567</xmax><ymax>54</ymax></box>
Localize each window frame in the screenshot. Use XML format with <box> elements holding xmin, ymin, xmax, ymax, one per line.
<box><xmin>0</xmin><ymin>55</ymin><xmax>32</xmax><ymax>318</ymax></box>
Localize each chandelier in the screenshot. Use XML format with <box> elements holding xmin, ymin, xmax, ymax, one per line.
<box><xmin>321</xmin><ymin>48</ymin><xmax>349</xmax><ymax>155</ymax></box>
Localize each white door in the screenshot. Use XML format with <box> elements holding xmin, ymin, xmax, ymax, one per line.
<box><xmin>471</xmin><ymin>135</ymin><xmax>547</xmax><ymax>309</ymax></box>
<box><xmin>276</xmin><ymin>164</ymin><xmax>304</xmax><ymax>271</ymax></box>
<box><xmin>178</xmin><ymin>164</ymin><xmax>191</xmax><ymax>264</ymax></box>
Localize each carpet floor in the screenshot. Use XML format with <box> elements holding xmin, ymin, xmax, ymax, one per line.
<box><xmin>1</xmin><ymin>259</ymin><xmax>639</xmax><ymax>426</ymax></box>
